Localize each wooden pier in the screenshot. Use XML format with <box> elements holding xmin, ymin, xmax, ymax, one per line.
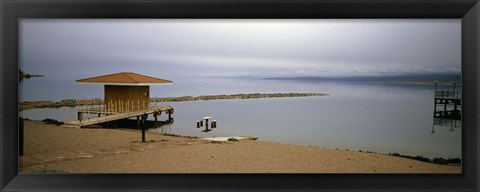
<box><xmin>433</xmin><ymin>90</ymin><xmax>461</xmax><ymax>120</ymax></box>
<box><xmin>433</xmin><ymin>82</ymin><xmax>461</xmax><ymax>120</ymax></box>
<box><xmin>64</xmin><ymin>102</ymin><xmax>173</xmax><ymax>128</ymax></box>
<box><xmin>430</xmin><ymin>82</ymin><xmax>462</xmax><ymax>134</ymax></box>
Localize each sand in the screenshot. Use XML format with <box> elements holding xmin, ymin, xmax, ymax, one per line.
<box><xmin>19</xmin><ymin>120</ymin><xmax>461</xmax><ymax>173</ymax></box>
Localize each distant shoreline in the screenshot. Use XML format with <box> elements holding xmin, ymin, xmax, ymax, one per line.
<box><xmin>384</xmin><ymin>81</ymin><xmax>462</xmax><ymax>85</ymax></box>
<box><xmin>19</xmin><ymin>92</ymin><xmax>329</xmax><ymax>111</ymax></box>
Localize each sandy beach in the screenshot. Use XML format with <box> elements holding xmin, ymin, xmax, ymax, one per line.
<box><xmin>19</xmin><ymin>120</ymin><xmax>461</xmax><ymax>173</ymax></box>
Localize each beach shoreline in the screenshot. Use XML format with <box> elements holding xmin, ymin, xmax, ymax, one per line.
<box><xmin>19</xmin><ymin>120</ymin><xmax>461</xmax><ymax>174</ymax></box>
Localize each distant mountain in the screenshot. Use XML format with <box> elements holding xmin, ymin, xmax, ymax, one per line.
<box><xmin>266</xmin><ymin>73</ymin><xmax>461</xmax><ymax>82</ymax></box>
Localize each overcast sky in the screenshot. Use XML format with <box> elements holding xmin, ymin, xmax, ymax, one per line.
<box><xmin>20</xmin><ymin>19</ymin><xmax>460</xmax><ymax>80</ymax></box>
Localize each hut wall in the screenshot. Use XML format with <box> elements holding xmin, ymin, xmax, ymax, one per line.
<box><xmin>104</xmin><ymin>85</ymin><xmax>150</xmax><ymax>112</ymax></box>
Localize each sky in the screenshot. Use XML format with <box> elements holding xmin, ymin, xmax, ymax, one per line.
<box><xmin>20</xmin><ymin>19</ymin><xmax>461</xmax><ymax>80</ymax></box>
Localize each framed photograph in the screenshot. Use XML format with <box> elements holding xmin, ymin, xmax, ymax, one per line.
<box><xmin>1</xmin><ymin>0</ymin><xmax>479</xmax><ymax>191</ymax></box>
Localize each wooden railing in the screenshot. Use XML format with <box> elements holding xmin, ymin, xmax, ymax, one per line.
<box><xmin>435</xmin><ymin>90</ymin><xmax>461</xmax><ymax>99</ymax></box>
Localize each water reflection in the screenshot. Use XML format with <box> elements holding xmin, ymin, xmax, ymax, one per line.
<box><xmin>432</xmin><ymin>118</ymin><xmax>461</xmax><ymax>134</ymax></box>
<box><xmin>149</xmin><ymin>119</ymin><xmax>174</xmax><ymax>134</ymax></box>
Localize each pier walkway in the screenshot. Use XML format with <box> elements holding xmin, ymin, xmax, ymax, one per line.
<box><xmin>64</xmin><ymin>105</ymin><xmax>173</xmax><ymax>128</ymax></box>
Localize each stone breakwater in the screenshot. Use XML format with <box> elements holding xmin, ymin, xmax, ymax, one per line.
<box><xmin>151</xmin><ymin>93</ymin><xmax>329</xmax><ymax>102</ymax></box>
<box><xmin>20</xmin><ymin>93</ymin><xmax>329</xmax><ymax>111</ymax></box>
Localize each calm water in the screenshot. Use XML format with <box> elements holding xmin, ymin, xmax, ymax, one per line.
<box><xmin>20</xmin><ymin>78</ymin><xmax>462</xmax><ymax>158</ymax></box>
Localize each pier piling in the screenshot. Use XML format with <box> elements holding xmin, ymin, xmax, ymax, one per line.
<box><xmin>141</xmin><ymin>114</ymin><xmax>146</xmax><ymax>142</ymax></box>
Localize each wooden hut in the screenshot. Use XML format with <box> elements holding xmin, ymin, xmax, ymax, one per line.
<box><xmin>76</xmin><ymin>72</ymin><xmax>172</xmax><ymax>111</ymax></box>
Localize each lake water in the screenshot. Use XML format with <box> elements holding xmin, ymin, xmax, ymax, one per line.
<box><xmin>19</xmin><ymin>78</ymin><xmax>462</xmax><ymax>159</ymax></box>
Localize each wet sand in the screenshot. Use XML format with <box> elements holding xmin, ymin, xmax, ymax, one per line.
<box><xmin>19</xmin><ymin>120</ymin><xmax>461</xmax><ymax>173</ymax></box>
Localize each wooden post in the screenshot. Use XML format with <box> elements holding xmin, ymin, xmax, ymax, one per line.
<box><xmin>83</xmin><ymin>98</ymin><xmax>87</xmax><ymax>121</ymax></box>
<box><xmin>137</xmin><ymin>101</ymin><xmax>140</xmax><ymax>111</ymax></box>
<box><xmin>154</xmin><ymin>113</ymin><xmax>158</xmax><ymax>128</ymax></box>
<box><xmin>83</xmin><ymin>98</ymin><xmax>86</xmax><ymax>117</ymax></box>
<box><xmin>75</xmin><ymin>99</ymin><xmax>78</xmax><ymax>120</ymax></box>
<box><xmin>143</xmin><ymin>100</ymin><xmax>145</xmax><ymax>110</ymax></box>
<box><xmin>77</xmin><ymin>99</ymin><xmax>82</xmax><ymax>122</ymax></box>
<box><xmin>89</xmin><ymin>98</ymin><xmax>92</xmax><ymax>121</ymax></box>
<box><xmin>89</xmin><ymin>98</ymin><xmax>92</xmax><ymax>120</ymax></box>
<box><xmin>444</xmin><ymin>100</ymin><xmax>447</xmax><ymax>116</ymax></box>
<box><xmin>168</xmin><ymin>108</ymin><xmax>172</xmax><ymax>120</ymax></box>
<box><xmin>104</xmin><ymin>100</ymin><xmax>107</xmax><ymax>119</ymax></box>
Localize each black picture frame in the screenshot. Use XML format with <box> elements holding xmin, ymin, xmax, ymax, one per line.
<box><xmin>1</xmin><ymin>0</ymin><xmax>479</xmax><ymax>191</ymax></box>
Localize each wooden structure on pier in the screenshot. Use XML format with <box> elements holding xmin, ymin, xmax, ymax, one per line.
<box><xmin>65</xmin><ymin>72</ymin><xmax>173</xmax><ymax>128</ymax></box>
<box><xmin>77</xmin><ymin>72</ymin><xmax>172</xmax><ymax>111</ymax></box>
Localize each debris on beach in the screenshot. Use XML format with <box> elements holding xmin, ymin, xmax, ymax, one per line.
<box><xmin>227</xmin><ymin>137</ymin><xmax>239</xmax><ymax>142</ymax></box>
<box><xmin>203</xmin><ymin>136</ymin><xmax>258</xmax><ymax>142</ymax></box>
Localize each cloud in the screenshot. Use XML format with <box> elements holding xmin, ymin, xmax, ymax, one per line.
<box><xmin>21</xmin><ymin>19</ymin><xmax>461</xmax><ymax>79</ymax></box>
<box><xmin>100</xmin><ymin>51</ymin><xmax>460</xmax><ymax>78</ymax></box>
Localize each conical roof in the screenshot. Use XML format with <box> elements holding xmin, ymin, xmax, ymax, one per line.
<box><xmin>76</xmin><ymin>72</ymin><xmax>172</xmax><ymax>85</ymax></box>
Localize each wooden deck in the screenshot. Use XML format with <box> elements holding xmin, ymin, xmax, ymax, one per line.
<box><xmin>64</xmin><ymin>105</ymin><xmax>173</xmax><ymax>128</ymax></box>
